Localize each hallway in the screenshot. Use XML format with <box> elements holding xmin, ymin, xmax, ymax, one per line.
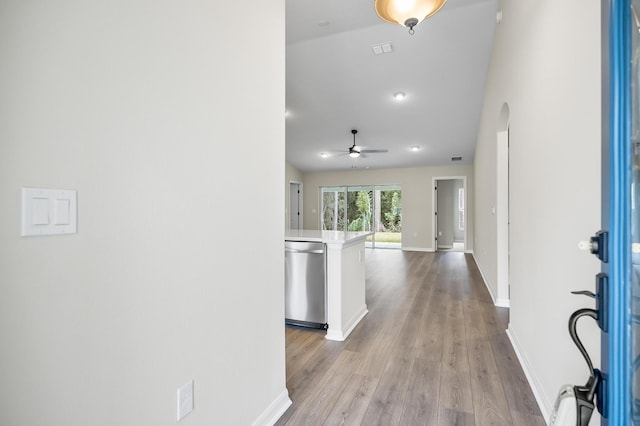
<box><xmin>277</xmin><ymin>249</ymin><xmax>544</xmax><ymax>425</ymax></box>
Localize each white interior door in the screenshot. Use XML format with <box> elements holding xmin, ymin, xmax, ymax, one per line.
<box><xmin>289</xmin><ymin>182</ymin><xmax>302</xmax><ymax>230</ymax></box>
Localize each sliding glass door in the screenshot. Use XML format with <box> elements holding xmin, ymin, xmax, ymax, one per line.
<box><xmin>346</xmin><ymin>186</ymin><xmax>374</xmax><ymax>232</ymax></box>
<box><xmin>321</xmin><ymin>186</ymin><xmax>346</xmax><ymax>231</ymax></box>
<box><xmin>374</xmin><ymin>185</ymin><xmax>402</xmax><ymax>248</ymax></box>
<box><xmin>321</xmin><ymin>185</ymin><xmax>402</xmax><ymax>248</ymax></box>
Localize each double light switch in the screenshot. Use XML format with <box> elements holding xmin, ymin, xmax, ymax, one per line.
<box><xmin>21</xmin><ymin>188</ymin><xmax>77</xmax><ymax>236</ymax></box>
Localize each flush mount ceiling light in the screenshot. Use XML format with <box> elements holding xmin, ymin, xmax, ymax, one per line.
<box><xmin>393</xmin><ymin>91</ymin><xmax>406</xmax><ymax>101</ymax></box>
<box><xmin>410</xmin><ymin>145</ymin><xmax>420</xmax><ymax>152</ymax></box>
<box><xmin>374</xmin><ymin>0</ymin><xmax>448</xmax><ymax>35</ymax></box>
<box><xmin>320</xmin><ymin>152</ymin><xmax>329</xmax><ymax>158</ymax></box>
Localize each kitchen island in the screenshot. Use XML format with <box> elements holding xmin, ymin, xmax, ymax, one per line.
<box><xmin>284</xmin><ymin>230</ymin><xmax>371</xmax><ymax>341</ymax></box>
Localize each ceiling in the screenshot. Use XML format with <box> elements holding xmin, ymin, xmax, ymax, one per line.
<box><xmin>285</xmin><ymin>0</ymin><xmax>499</xmax><ymax>173</ymax></box>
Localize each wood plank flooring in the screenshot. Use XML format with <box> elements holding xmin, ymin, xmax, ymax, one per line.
<box><xmin>276</xmin><ymin>249</ymin><xmax>545</xmax><ymax>426</ymax></box>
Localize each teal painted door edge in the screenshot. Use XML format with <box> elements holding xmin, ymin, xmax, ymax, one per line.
<box><xmin>608</xmin><ymin>0</ymin><xmax>632</xmax><ymax>423</ymax></box>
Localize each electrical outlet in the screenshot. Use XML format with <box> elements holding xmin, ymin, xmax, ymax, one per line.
<box><xmin>177</xmin><ymin>380</ymin><xmax>194</xmax><ymax>421</ymax></box>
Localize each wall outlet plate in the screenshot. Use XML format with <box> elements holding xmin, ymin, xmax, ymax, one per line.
<box><xmin>177</xmin><ymin>380</ymin><xmax>194</xmax><ymax>421</ymax></box>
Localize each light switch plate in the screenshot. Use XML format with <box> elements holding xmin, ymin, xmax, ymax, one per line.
<box><xmin>21</xmin><ymin>188</ymin><xmax>77</xmax><ymax>236</ymax></box>
<box><xmin>177</xmin><ymin>380</ymin><xmax>194</xmax><ymax>421</ymax></box>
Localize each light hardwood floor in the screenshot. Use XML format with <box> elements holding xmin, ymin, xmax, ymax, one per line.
<box><xmin>276</xmin><ymin>249</ymin><xmax>545</xmax><ymax>426</ymax></box>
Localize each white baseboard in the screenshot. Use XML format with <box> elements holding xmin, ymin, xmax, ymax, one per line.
<box><xmin>471</xmin><ymin>253</ymin><xmax>498</xmax><ymax>304</ymax></box>
<box><xmin>402</xmin><ymin>247</ymin><xmax>434</xmax><ymax>252</ymax></box>
<box><xmin>326</xmin><ymin>305</ymin><xmax>368</xmax><ymax>341</ymax></box>
<box><xmin>506</xmin><ymin>328</ymin><xmax>551</xmax><ymax>424</ymax></box>
<box><xmin>343</xmin><ymin>305</ymin><xmax>368</xmax><ymax>339</ymax></box>
<box><xmin>495</xmin><ymin>298</ymin><xmax>510</xmax><ymax>308</ymax></box>
<box><xmin>471</xmin><ymin>253</ymin><xmax>510</xmax><ymax>308</ymax></box>
<box><xmin>252</xmin><ymin>389</ymin><xmax>292</xmax><ymax>426</ymax></box>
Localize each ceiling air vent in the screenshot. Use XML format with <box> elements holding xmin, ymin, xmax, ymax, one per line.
<box><xmin>371</xmin><ymin>42</ymin><xmax>393</xmax><ymax>55</ymax></box>
<box><xmin>451</xmin><ymin>156</ymin><xmax>463</xmax><ymax>161</ymax></box>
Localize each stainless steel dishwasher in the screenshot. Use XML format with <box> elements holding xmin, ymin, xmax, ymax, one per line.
<box><xmin>284</xmin><ymin>241</ymin><xmax>327</xmax><ymax>329</ymax></box>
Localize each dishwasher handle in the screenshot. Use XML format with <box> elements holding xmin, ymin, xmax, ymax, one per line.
<box><xmin>285</xmin><ymin>248</ymin><xmax>325</xmax><ymax>254</ymax></box>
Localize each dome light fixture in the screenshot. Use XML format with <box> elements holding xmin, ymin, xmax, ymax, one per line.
<box><xmin>320</xmin><ymin>152</ymin><xmax>329</xmax><ymax>158</ymax></box>
<box><xmin>374</xmin><ymin>0</ymin><xmax>448</xmax><ymax>35</ymax></box>
<box><xmin>393</xmin><ymin>91</ymin><xmax>406</xmax><ymax>101</ymax></box>
<box><xmin>410</xmin><ymin>145</ymin><xmax>421</xmax><ymax>152</ymax></box>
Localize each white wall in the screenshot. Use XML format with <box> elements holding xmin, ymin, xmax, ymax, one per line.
<box><xmin>303</xmin><ymin>165</ymin><xmax>474</xmax><ymax>251</ymax></box>
<box><xmin>0</xmin><ymin>1</ymin><xmax>288</xmax><ymax>425</ymax></box>
<box><xmin>474</xmin><ymin>0</ymin><xmax>601</xmax><ymax>420</ymax></box>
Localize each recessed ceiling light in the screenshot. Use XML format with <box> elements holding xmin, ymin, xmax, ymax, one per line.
<box><xmin>410</xmin><ymin>145</ymin><xmax>420</xmax><ymax>152</ymax></box>
<box><xmin>393</xmin><ymin>92</ymin><xmax>406</xmax><ymax>101</ymax></box>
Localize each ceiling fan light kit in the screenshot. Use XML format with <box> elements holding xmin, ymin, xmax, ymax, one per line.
<box><xmin>344</xmin><ymin>129</ymin><xmax>389</xmax><ymax>162</ymax></box>
<box><xmin>349</xmin><ymin>129</ymin><xmax>361</xmax><ymax>158</ymax></box>
<box><xmin>374</xmin><ymin>0</ymin><xmax>448</xmax><ymax>34</ymax></box>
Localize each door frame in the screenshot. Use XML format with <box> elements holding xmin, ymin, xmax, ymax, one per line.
<box><xmin>496</xmin><ymin>127</ymin><xmax>510</xmax><ymax>307</ymax></box>
<box><xmin>603</xmin><ymin>0</ymin><xmax>631</xmax><ymax>423</ymax></box>
<box><xmin>432</xmin><ymin>176</ymin><xmax>467</xmax><ymax>252</ymax></box>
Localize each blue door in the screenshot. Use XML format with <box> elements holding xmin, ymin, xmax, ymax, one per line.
<box><xmin>604</xmin><ymin>0</ymin><xmax>640</xmax><ymax>423</ymax></box>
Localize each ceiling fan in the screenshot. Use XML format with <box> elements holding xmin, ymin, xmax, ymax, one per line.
<box><xmin>344</xmin><ymin>129</ymin><xmax>388</xmax><ymax>158</ymax></box>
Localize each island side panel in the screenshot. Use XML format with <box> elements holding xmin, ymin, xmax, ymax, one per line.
<box><xmin>325</xmin><ymin>242</ymin><xmax>344</xmax><ymax>340</ymax></box>
<box><xmin>340</xmin><ymin>239</ymin><xmax>368</xmax><ymax>337</ymax></box>
<box><xmin>325</xmin><ymin>239</ymin><xmax>368</xmax><ymax>341</ymax></box>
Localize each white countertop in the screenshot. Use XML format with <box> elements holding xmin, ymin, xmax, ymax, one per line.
<box><xmin>285</xmin><ymin>229</ymin><xmax>373</xmax><ymax>244</ymax></box>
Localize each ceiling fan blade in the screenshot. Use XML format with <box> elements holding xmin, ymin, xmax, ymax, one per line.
<box><xmin>360</xmin><ymin>149</ymin><xmax>388</xmax><ymax>153</ymax></box>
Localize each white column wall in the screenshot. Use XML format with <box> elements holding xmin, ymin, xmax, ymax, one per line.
<box><xmin>0</xmin><ymin>1</ymin><xmax>288</xmax><ymax>425</ymax></box>
<box><xmin>474</xmin><ymin>0</ymin><xmax>602</xmax><ymax>420</ymax></box>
